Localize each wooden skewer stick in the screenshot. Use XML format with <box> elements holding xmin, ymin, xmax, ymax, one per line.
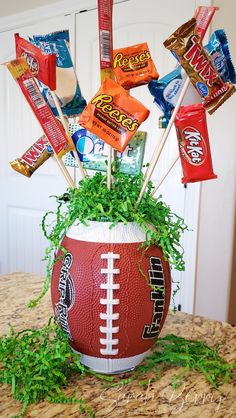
<box><xmin>100</xmin><ymin>69</ymin><xmax>114</xmax><ymax>190</ymax></box>
<box><xmin>51</xmin><ymin>153</ymin><xmax>75</xmax><ymax>188</ymax></box>
<box><xmin>136</xmin><ymin>78</ymin><xmax>190</xmax><ymax>205</ymax></box>
<box><xmin>51</xmin><ymin>91</ymin><xmax>86</xmax><ymax>179</ymax></box>
<box><xmin>151</xmin><ymin>155</ymin><xmax>179</xmax><ymax>196</ymax></box>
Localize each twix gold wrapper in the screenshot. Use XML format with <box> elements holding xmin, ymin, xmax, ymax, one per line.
<box><xmin>10</xmin><ymin>135</ymin><xmax>52</xmax><ymax>177</ymax></box>
<box><xmin>5</xmin><ymin>57</ymin><xmax>73</xmax><ymax>157</ymax></box>
<box><xmin>163</xmin><ymin>18</ymin><xmax>235</xmax><ymax>114</ymax></box>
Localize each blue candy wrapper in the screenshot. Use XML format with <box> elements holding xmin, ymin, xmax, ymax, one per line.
<box><xmin>30</xmin><ymin>30</ymin><xmax>86</xmax><ymax>117</ymax></box>
<box><xmin>64</xmin><ymin>124</ymin><xmax>146</xmax><ymax>175</ymax></box>
<box><xmin>205</xmin><ymin>29</ymin><xmax>236</xmax><ymax>84</ymax></box>
<box><xmin>148</xmin><ymin>66</ymin><xmax>200</xmax><ymax>126</ymax></box>
<box><xmin>149</xmin><ymin>29</ymin><xmax>235</xmax><ymax>127</ymax></box>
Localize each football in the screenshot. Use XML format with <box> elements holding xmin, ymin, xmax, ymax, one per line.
<box><xmin>51</xmin><ymin>221</ymin><xmax>171</xmax><ymax>374</ymax></box>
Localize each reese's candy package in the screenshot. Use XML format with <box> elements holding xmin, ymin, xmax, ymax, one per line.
<box><xmin>5</xmin><ymin>57</ymin><xmax>73</xmax><ymax>158</ymax></box>
<box><xmin>163</xmin><ymin>18</ymin><xmax>235</xmax><ymax>114</ymax></box>
<box><xmin>79</xmin><ymin>78</ymin><xmax>149</xmax><ymax>152</ymax></box>
<box><xmin>113</xmin><ymin>43</ymin><xmax>159</xmax><ymax>89</ymax></box>
<box><xmin>174</xmin><ymin>103</ymin><xmax>217</xmax><ymax>184</ymax></box>
<box><xmin>15</xmin><ymin>33</ymin><xmax>56</xmax><ymax>90</ymax></box>
<box><xmin>205</xmin><ymin>30</ymin><xmax>236</xmax><ymax>84</ymax></box>
<box><xmin>30</xmin><ymin>30</ymin><xmax>86</xmax><ymax>117</ymax></box>
<box><xmin>10</xmin><ymin>135</ymin><xmax>52</xmax><ymax>177</ymax></box>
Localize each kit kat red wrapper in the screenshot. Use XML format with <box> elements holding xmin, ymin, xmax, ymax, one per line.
<box><xmin>163</xmin><ymin>18</ymin><xmax>235</xmax><ymax>114</ymax></box>
<box><xmin>79</xmin><ymin>78</ymin><xmax>149</xmax><ymax>152</ymax></box>
<box><xmin>15</xmin><ymin>33</ymin><xmax>56</xmax><ymax>90</ymax></box>
<box><xmin>174</xmin><ymin>104</ymin><xmax>217</xmax><ymax>184</ymax></box>
<box><xmin>10</xmin><ymin>135</ymin><xmax>52</xmax><ymax>177</ymax></box>
<box><xmin>5</xmin><ymin>57</ymin><xmax>73</xmax><ymax>158</ymax></box>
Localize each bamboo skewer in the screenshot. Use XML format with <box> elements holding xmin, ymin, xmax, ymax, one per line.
<box><xmin>51</xmin><ymin>91</ymin><xmax>86</xmax><ymax>179</ymax></box>
<box><xmin>151</xmin><ymin>155</ymin><xmax>179</xmax><ymax>196</ymax></box>
<box><xmin>136</xmin><ymin>78</ymin><xmax>190</xmax><ymax>205</ymax></box>
<box><xmin>51</xmin><ymin>153</ymin><xmax>75</xmax><ymax>188</ymax></box>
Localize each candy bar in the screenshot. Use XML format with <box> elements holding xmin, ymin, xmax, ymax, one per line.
<box><xmin>174</xmin><ymin>103</ymin><xmax>217</xmax><ymax>183</ymax></box>
<box><xmin>163</xmin><ymin>18</ymin><xmax>235</xmax><ymax>114</ymax></box>
<box><xmin>113</xmin><ymin>43</ymin><xmax>159</xmax><ymax>89</ymax></box>
<box><xmin>79</xmin><ymin>77</ymin><xmax>149</xmax><ymax>152</ymax></box>
<box><xmin>15</xmin><ymin>33</ymin><xmax>56</xmax><ymax>90</ymax></box>
<box><xmin>194</xmin><ymin>6</ymin><xmax>219</xmax><ymax>40</ymax></box>
<box><xmin>6</xmin><ymin>57</ymin><xmax>73</xmax><ymax>157</ymax></box>
<box><xmin>205</xmin><ymin>29</ymin><xmax>236</xmax><ymax>84</ymax></box>
<box><xmin>10</xmin><ymin>135</ymin><xmax>52</xmax><ymax>177</ymax></box>
<box><xmin>98</xmin><ymin>0</ymin><xmax>114</xmax><ymax>81</ymax></box>
<box><xmin>30</xmin><ymin>30</ymin><xmax>86</xmax><ymax>117</ymax></box>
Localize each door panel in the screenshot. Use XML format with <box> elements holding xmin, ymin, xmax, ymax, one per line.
<box><xmin>0</xmin><ymin>14</ymin><xmax>75</xmax><ymax>276</ymax></box>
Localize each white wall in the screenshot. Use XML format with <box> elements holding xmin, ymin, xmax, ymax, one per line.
<box><xmin>194</xmin><ymin>0</ymin><xmax>236</xmax><ymax>322</ymax></box>
<box><xmin>0</xmin><ymin>0</ymin><xmax>60</xmax><ymax>17</ymax></box>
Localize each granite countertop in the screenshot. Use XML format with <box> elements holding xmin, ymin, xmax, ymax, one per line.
<box><xmin>0</xmin><ymin>273</ymin><xmax>235</xmax><ymax>418</ymax></box>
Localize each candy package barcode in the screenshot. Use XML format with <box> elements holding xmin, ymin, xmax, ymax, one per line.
<box><xmin>64</xmin><ymin>125</ymin><xmax>146</xmax><ymax>175</ymax></box>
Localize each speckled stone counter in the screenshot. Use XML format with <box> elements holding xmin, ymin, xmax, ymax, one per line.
<box><xmin>0</xmin><ymin>273</ymin><xmax>235</xmax><ymax>418</ymax></box>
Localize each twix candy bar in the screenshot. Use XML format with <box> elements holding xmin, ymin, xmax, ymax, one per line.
<box><xmin>5</xmin><ymin>57</ymin><xmax>73</xmax><ymax>158</ymax></box>
<box><xmin>163</xmin><ymin>18</ymin><xmax>235</xmax><ymax>114</ymax></box>
<box><xmin>10</xmin><ymin>135</ymin><xmax>52</xmax><ymax>177</ymax></box>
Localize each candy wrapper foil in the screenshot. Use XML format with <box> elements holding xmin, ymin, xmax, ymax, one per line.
<box><xmin>205</xmin><ymin>29</ymin><xmax>236</xmax><ymax>84</ymax></box>
<box><xmin>113</xmin><ymin>42</ymin><xmax>159</xmax><ymax>89</ymax></box>
<box><xmin>174</xmin><ymin>103</ymin><xmax>217</xmax><ymax>184</ymax></box>
<box><xmin>10</xmin><ymin>135</ymin><xmax>52</xmax><ymax>177</ymax></box>
<box><xmin>30</xmin><ymin>30</ymin><xmax>86</xmax><ymax>117</ymax></box>
<box><xmin>6</xmin><ymin>57</ymin><xmax>73</xmax><ymax>157</ymax></box>
<box><xmin>164</xmin><ymin>18</ymin><xmax>235</xmax><ymax>114</ymax></box>
<box><xmin>15</xmin><ymin>33</ymin><xmax>56</xmax><ymax>90</ymax></box>
<box><xmin>148</xmin><ymin>65</ymin><xmax>201</xmax><ymax>125</ymax></box>
<box><xmin>79</xmin><ymin>77</ymin><xmax>149</xmax><ymax>152</ymax></box>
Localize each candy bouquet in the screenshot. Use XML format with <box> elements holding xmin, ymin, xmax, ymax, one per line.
<box><xmin>2</xmin><ymin>1</ymin><xmax>236</xmax><ymax>415</ymax></box>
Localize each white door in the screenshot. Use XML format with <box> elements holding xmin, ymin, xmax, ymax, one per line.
<box><xmin>0</xmin><ymin>0</ymin><xmax>206</xmax><ymax>314</ymax></box>
<box><xmin>75</xmin><ymin>0</ymin><xmax>201</xmax><ymax>312</ymax></box>
<box><xmin>0</xmin><ymin>14</ymin><xmax>75</xmax><ymax>276</ymax></box>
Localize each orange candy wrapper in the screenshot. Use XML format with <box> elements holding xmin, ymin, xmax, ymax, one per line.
<box><xmin>113</xmin><ymin>42</ymin><xmax>159</xmax><ymax>89</ymax></box>
<box><xmin>79</xmin><ymin>78</ymin><xmax>149</xmax><ymax>152</ymax></box>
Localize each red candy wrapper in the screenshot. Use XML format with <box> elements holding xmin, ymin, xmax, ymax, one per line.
<box><xmin>98</xmin><ymin>0</ymin><xmax>114</xmax><ymax>81</ymax></box>
<box><xmin>194</xmin><ymin>6</ymin><xmax>219</xmax><ymax>40</ymax></box>
<box><xmin>5</xmin><ymin>58</ymin><xmax>72</xmax><ymax>158</ymax></box>
<box><xmin>15</xmin><ymin>33</ymin><xmax>56</xmax><ymax>90</ymax></box>
<box><xmin>174</xmin><ymin>104</ymin><xmax>217</xmax><ymax>184</ymax></box>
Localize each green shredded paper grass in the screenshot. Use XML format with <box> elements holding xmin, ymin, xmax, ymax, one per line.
<box><xmin>29</xmin><ymin>171</ymin><xmax>187</xmax><ymax>307</ymax></box>
<box><xmin>1</xmin><ymin>171</ymin><xmax>235</xmax><ymax>417</ymax></box>
<box><xmin>0</xmin><ymin>320</ymin><xmax>235</xmax><ymax>417</ymax></box>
